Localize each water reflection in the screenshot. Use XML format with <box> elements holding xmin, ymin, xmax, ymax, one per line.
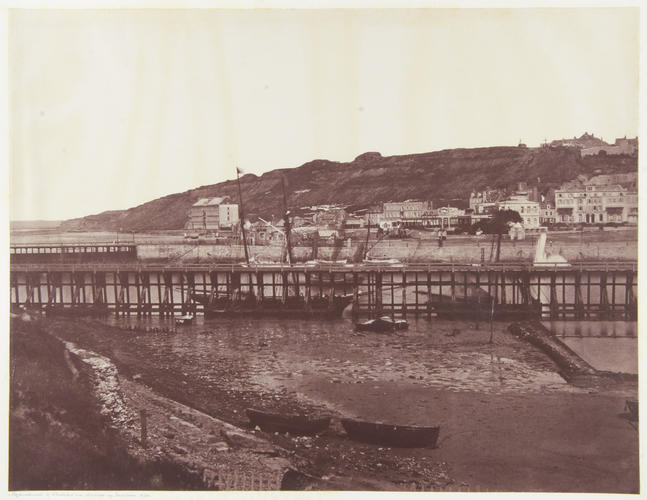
<box><xmin>543</xmin><ymin>321</ymin><xmax>637</xmax><ymax>374</ymax></box>
<box><xmin>543</xmin><ymin>320</ymin><xmax>636</xmax><ymax>338</ymax></box>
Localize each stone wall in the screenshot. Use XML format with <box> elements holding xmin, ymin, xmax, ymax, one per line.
<box><xmin>137</xmin><ymin>236</ymin><xmax>636</xmax><ymax>263</ymax></box>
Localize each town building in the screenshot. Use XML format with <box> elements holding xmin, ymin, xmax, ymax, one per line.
<box><xmin>313</xmin><ymin>207</ymin><xmax>347</xmax><ymax>229</ymax></box>
<box><xmin>362</xmin><ymin>210</ymin><xmax>382</xmax><ymax>228</ymax></box>
<box><xmin>187</xmin><ymin>197</ymin><xmax>239</xmax><ymax>231</ymax></box>
<box><xmin>469</xmin><ymin>190</ymin><xmax>502</xmax><ymax>211</ymax></box>
<box><xmin>554</xmin><ymin>182</ymin><xmax>638</xmax><ymax>224</ymax></box>
<box><xmin>343</xmin><ymin>216</ymin><xmax>365</xmax><ymax>229</ymax></box>
<box><xmin>496</xmin><ymin>193</ymin><xmax>541</xmax><ymax>229</ymax></box>
<box><xmin>383</xmin><ymin>201</ymin><xmax>433</xmax><ymax>220</ymax></box>
<box><xmin>539</xmin><ymin>202</ymin><xmax>557</xmax><ymax>225</ymax></box>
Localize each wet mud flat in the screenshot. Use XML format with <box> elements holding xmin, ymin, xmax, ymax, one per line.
<box><xmin>32</xmin><ymin>314</ymin><xmax>638</xmax><ymax>492</ymax></box>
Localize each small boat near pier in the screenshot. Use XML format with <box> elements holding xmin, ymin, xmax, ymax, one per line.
<box><xmin>355</xmin><ymin>316</ymin><xmax>409</xmax><ymax>333</ymax></box>
<box><xmin>340</xmin><ymin>418</ymin><xmax>440</xmax><ymax>448</ymax></box>
<box><xmin>174</xmin><ymin>314</ymin><xmax>194</xmax><ymax>325</ymax></box>
<box><xmin>245</xmin><ymin>408</ymin><xmax>331</xmax><ymax>435</ymax></box>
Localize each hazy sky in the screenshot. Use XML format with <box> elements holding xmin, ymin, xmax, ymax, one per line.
<box><xmin>9</xmin><ymin>8</ymin><xmax>639</xmax><ymax>221</ymax></box>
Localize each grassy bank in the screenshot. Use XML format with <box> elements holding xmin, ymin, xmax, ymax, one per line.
<box><xmin>9</xmin><ymin>318</ymin><xmax>205</xmax><ymax>490</ymax></box>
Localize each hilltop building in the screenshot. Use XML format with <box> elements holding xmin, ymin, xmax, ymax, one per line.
<box><xmin>549</xmin><ymin>132</ymin><xmax>607</xmax><ymax>149</ymax></box>
<box><xmin>581</xmin><ymin>137</ymin><xmax>638</xmax><ymax>157</ymax></box>
<box><xmin>548</xmin><ymin>132</ymin><xmax>637</xmax><ymax>157</ymax></box>
<box><xmin>187</xmin><ymin>197</ymin><xmax>239</xmax><ymax>231</ymax></box>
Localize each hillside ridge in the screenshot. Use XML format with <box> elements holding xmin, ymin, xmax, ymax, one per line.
<box><xmin>60</xmin><ymin>146</ymin><xmax>637</xmax><ymax>231</ymax></box>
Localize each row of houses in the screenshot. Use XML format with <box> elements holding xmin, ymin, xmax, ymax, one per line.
<box><xmin>186</xmin><ymin>169</ymin><xmax>638</xmax><ymax>237</ymax></box>
<box><xmin>469</xmin><ymin>173</ymin><xmax>638</xmax><ymax>228</ymax></box>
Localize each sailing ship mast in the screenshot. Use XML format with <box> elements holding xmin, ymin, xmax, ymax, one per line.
<box><xmin>362</xmin><ymin>216</ymin><xmax>371</xmax><ymax>261</ymax></box>
<box><xmin>281</xmin><ymin>175</ymin><xmax>294</xmax><ymax>266</ymax></box>
<box><xmin>280</xmin><ymin>175</ymin><xmax>301</xmax><ymax>297</ymax></box>
<box><xmin>236</xmin><ymin>167</ymin><xmax>250</xmax><ymax>265</ymax></box>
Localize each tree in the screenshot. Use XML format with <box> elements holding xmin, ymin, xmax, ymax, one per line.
<box><xmin>490</xmin><ymin>210</ymin><xmax>522</xmax><ymax>262</ymax></box>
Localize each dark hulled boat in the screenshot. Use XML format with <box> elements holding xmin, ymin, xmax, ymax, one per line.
<box><xmin>192</xmin><ymin>292</ymin><xmax>353</xmax><ymax>319</ymax></box>
<box><xmin>175</xmin><ymin>314</ymin><xmax>194</xmax><ymax>325</ymax></box>
<box><xmin>355</xmin><ymin>316</ymin><xmax>409</xmax><ymax>333</ymax></box>
<box><xmin>341</xmin><ymin>418</ymin><xmax>440</xmax><ymax>448</ymax></box>
<box><xmin>245</xmin><ymin>408</ymin><xmax>331</xmax><ymax>435</ymax></box>
<box><xmin>626</xmin><ymin>400</ymin><xmax>638</xmax><ymax>421</ymax></box>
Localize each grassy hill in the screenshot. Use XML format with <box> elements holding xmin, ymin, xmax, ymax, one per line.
<box><xmin>60</xmin><ymin>146</ymin><xmax>637</xmax><ymax>231</ymax></box>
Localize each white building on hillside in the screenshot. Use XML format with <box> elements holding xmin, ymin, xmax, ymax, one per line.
<box><xmin>187</xmin><ymin>197</ymin><xmax>239</xmax><ymax>231</ymax></box>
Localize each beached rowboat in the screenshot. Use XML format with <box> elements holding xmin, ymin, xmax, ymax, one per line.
<box><xmin>341</xmin><ymin>418</ymin><xmax>440</xmax><ymax>448</ymax></box>
<box><xmin>245</xmin><ymin>408</ymin><xmax>331</xmax><ymax>435</ymax></box>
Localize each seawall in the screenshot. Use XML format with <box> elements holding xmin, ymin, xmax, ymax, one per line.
<box><xmin>136</xmin><ymin>237</ymin><xmax>636</xmax><ymax>263</ymax></box>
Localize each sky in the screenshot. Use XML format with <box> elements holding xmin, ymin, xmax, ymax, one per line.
<box><xmin>8</xmin><ymin>7</ymin><xmax>640</xmax><ymax>221</ymax></box>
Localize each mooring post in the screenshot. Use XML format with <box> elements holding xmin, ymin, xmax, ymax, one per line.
<box><xmin>599</xmin><ymin>271</ymin><xmax>609</xmax><ymax>320</ymax></box>
<box><xmin>10</xmin><ymin>272</ymin><xmax>19</xmax><ymax>308</ymax></box>
<box><xmin>121</xmin><ymin>271</ymin><xmax>131</xmax><ymax>316</ymax></box>
<box><xmin>474</xmin><ymin>271</ymin><xmax>481</xmax><ymax>330</ymax></box>
<box><xmin>375</xmin><ymin>271</ymin><xmax>383</xmax><ymax>317</ymax></box>
<box><xmin>401</xmin><ymin>272</ymin><xmax>407</xmax><ymax>318</ymax></box>
<box><xmin>625</xmin><ymin>270</ymin><xmax>636</xmax><ymax>321</ymax></box>
<box><xmin>549</xmin><ymin>272</ymin><xmax>559</xmax><ymax>320</ymax></box>
<box><xmin>352</xmin><ymin>272</ymin><xmax>359</xmax><ymax>321</ymax></box>
<box><xmin>426</xmin><ymin>270</ymin><xmax>432</xmax><ymax>321</ymax></box>
<box><xmin>282</xmin><ymin>271</ymin><xmax>288</xmax><ymax>304</ymax></box>
<box><xmin>135</xmin><ymin>271</ymin><xmax>142</xmax><ymax>318</ymax></box>
<box><xmin>574</xmin><ymin>271</ymin><xmax>584</xmax><ymax>320</ymax></box>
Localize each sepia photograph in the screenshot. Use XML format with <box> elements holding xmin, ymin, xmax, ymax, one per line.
<box><xmin>7</xmin><ymin>3</ymin><xmax>640</xmax><ymax>494</ymax></box>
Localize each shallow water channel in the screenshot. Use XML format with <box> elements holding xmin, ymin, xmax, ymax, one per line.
<box><xmin>102</xmin><ymin>315</ymin><xmax>580</xmax><ymax>403</ymax></box>
<box><xmin>543</xmin><ymin>321</ymin><xmax>637</xmax><ymax>374</ymax></box>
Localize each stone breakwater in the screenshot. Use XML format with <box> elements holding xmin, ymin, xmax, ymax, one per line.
<box><xmin>508</xmin><ymin>321</ymin><xmax>637</xmax><ymax>383</ymax></box>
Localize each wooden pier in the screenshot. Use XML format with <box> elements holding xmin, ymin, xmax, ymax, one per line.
<box><xmin>9</xmin><ymin>261</ymin><xmax>637</xmax><ymax>321</ymax></box>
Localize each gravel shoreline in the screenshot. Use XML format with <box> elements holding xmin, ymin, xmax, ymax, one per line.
<box><xmin>13</xmin><ymin>314</ymin><xmax>639</xmax><ymax>492</ymax></box>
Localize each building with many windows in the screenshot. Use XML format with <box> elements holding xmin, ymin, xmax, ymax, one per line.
<box><xmin>382</xmin><ymin>200</ymin><xmax>433</xmax><ymax>223</ymax></box>
<box><xmin>539</xmin><ymin>202</ymin><xmax>557</xmax><ymax>225</ymax></box>
<box><xmin>187</xmin><ymin>197</ymin><xmax>239</xmax><ymax>231</ymax></box>
<box><xmin>554</xmin><ymin>183</ymin><xmax>637</xmax><ymax>224</ymax></box>
<box><xmin>496</xmin><ymin>193</ymin><xmax>541</xmax><ymax>229</ymax></box>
